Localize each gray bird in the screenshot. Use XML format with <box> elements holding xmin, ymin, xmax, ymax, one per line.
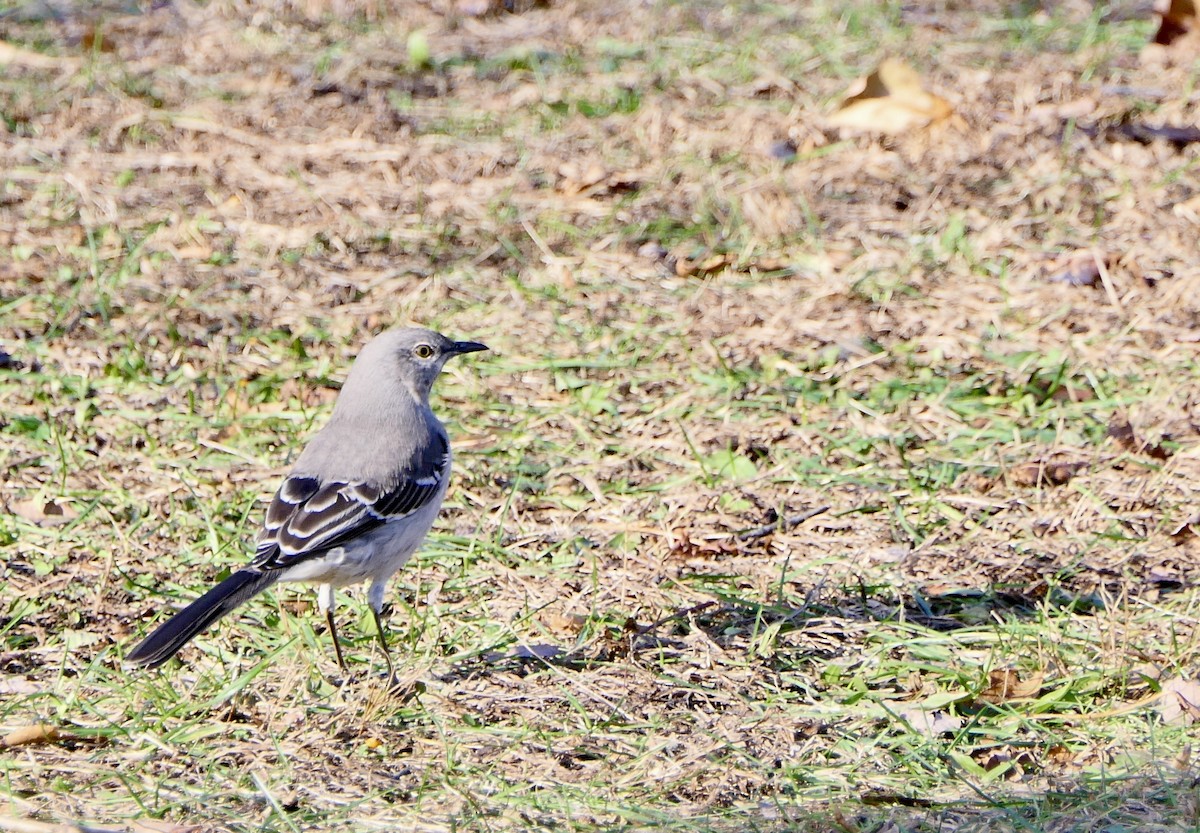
<box><xmin>127</xmin><ymin>327</ymin><xmax>488</xmax><ymax>676</ymax></box>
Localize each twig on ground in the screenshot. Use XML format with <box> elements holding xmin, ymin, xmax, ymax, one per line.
<box><xmin>633</xmin><ymin>601</ymin><xmax>718</xmax><ymax>639</ymax></box>
<box><xmin>736</xmin><ymin>506</ymin><xmax>830</xmax><ymax>541</ymax></box>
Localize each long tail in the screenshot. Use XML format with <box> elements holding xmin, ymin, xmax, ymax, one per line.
<box><xmin>126</xmin><ymin>569</ymin><xmax>281</xmax><ymax>668</ymax></box>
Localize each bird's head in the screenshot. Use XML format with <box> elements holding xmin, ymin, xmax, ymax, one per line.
<box><xmin>342</xmin><ymin>327</ymin><xmax>488</xmax><ymax>408</ymax></box>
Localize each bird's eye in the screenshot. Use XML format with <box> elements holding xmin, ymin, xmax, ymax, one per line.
<box><xmin>413</xmin><ymin>344</ymin><xmax>435</xmax><ymax>359</ymax></box>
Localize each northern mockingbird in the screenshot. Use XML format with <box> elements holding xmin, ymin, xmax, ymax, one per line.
<box><xmin>127</xmin><ymin>327</ymin><xmax>487</xmax><ymax>676</ymax></box>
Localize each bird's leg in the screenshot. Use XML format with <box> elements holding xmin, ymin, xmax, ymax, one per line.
<box><xmin>318</xmin><ymin>584</ymin><xmax>347</xmax><ymax>673</ymax></box>
<box><xmin>326</xmin><ymin>607</ymin><xmax>348</xmax><ymax>673</ymax></box>
<box><xmin>371</xmin><ymin>607</ymin><xmax>396</xmax><ymax>683</ymax></box>
<box><xmin>367</xmin><ymin>580</ymin><xmax>396</xmax><ymax>685</ymax></box>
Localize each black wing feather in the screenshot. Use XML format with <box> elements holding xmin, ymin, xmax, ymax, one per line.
<box><xmin>251</xmin><ymin>435</ymin><xmax>449</xmax><ymax>573</ymax></box>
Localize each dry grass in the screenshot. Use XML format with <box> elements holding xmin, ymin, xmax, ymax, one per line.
<box><xmin>2</xmin><ymin>0</ymin><xmax>1200</xmax><ymax>831</ymax></box>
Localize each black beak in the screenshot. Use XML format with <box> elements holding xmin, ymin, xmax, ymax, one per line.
<box><xmin>450</xmin><ymin>340</ymin><xmax>489</xmax><ymax>355</ymax></box>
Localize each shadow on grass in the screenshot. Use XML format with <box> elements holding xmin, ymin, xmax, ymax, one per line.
<box><xmin>433</xmin><ymin>579</ymin><xmax>1197</xmax><ymax>833</ymax></box>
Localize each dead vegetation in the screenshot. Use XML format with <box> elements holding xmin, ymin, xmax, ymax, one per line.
<box><xmin>2</xmin><ymin>0</ymin><xmax>1200</xmax><ymax>831</ymax></box>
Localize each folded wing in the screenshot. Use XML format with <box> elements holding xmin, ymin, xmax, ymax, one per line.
<box><xmin>251</xmin><ymin>435</ymin><xmax>449</xmax><ymax>572</ymax></box>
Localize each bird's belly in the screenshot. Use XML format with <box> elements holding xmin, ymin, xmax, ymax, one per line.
<box><xmin>276</xmin><ymin>501</ymin><xmax>442</xmax><ymax>588</ymax></box>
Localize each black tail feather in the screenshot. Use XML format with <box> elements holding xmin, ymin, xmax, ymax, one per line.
<box><xmin>126</xmin><ymin>569</ymin><xmax>281</xmax><ymax>668</ymax></box>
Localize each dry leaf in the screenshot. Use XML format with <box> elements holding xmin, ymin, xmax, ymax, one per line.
<box><xmin>669</xmin><ymin>528</ymin><xmax>738</xmax><ymax>558</ymax></box>
<box><xmin>975</xmin><ymin>748</ymin><xmax>1033</xmax><ymax>777</ymax></box>
<box><xmin>1044</xmin><ymin>249</ymin><xmax>1109</xmax><ymax>287</ymax></box>
<box><xmin>1153</xmin><ymin>0</ymin><xmax>1198</xmax><ymax>45</ymax></box>
<box><xmin>558</xmin><ymin>161</ymin><xmax>608</xmax><ymax>193</ymax></box>
<box><xmin>2</xmin><ymin>724</ymin><xmax>65</xmax><ymax>748</ymax></box>
<box><xmin>1046</xmin><ymin>744</ymin><xmax>1075</xmax><ymax>766</ymax></box>
<box><xmin>1174</xmin><ymin>193</ymin><xmax>1200</xmax><ymax>224</ymax></box>
<box><xmin>896</xmin><ymin>706</ymin><xmax>962</xmax><ymax>737</ymax></box>
<box><xmin>2</xmin><ymin>723</ymin><xmax>105</xmax><ymax>749</ymax></box>
<box><xmin>1143</xmin><ymin>0</ymin><xmax>1200</xmax><ymax>63</ymax></box>
<box><xmin>557</xmin><ymin>162</ymin><xmax>639</xmax><ymax>197</ymax></box>
<box><xmin>1107</xmin><ymin>414</ymin><xmax>1172</xmax><ymax>460</ymax></box>
<box><xmin>636</xmin><ymin>241</ymin><xmax>667</xmax><ymax>261</ymax></box>
<box><xmin>1008</xmin><ymin>460</ymin><xmax>1086</xmax><ymax>487</ymax></box>
<box><xmin>1049</xmin><ymin>384</ymin><xmax>1095</xmax><ymax>403</ymax></box>
<box><xmin>1170</xmin><ymin>512</ymin><xmax>1200</xmax><ymax>541</ymax></box>
<box><xmin>11</xmin><ymin>498</ymin><xmax>77</xmax><ymax>527</ymax></box>
<box><xmin>672</xmin><ymin>250</ymin><xmax>790</xmax><ymax>278</ymax></box>
<box><xmin>1157</xmin><ymin>678</ymin><xmax>1200</xmax><ymax>725</ymax></box>
<box><xmin>827</xmin><ymin>58</ymin><xmax>953</xmax><ymax>134</ymax></box>
<box><xmin>957</xmin><ymin>472</ymin><xmax>995</xmax><ymax>493</ymax></box>
<box><xmin>673</xmin><ymin>252</ymin><xmax>731</xmax><ymax>277</ymax></box>
<box><xmin>538</xmin><ymin>611</ymin><xmax>588</xmax><ymax>636</ymax></box>
<box><xmin>975</xmin><ymin>668</ymin><xmax>1044</xmax><ymax>704</ymax></box>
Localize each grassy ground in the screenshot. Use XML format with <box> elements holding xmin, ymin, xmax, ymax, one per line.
<box><xmin>2</xmin><ymin>0</ymin><xmax>1200</xmax><ymax>830</ymax></box>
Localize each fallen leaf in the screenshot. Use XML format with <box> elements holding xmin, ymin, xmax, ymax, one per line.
<box><xmin>669</xmin><ymin>528</ymin><xmax>738</xmax><ymax>558</ymax></box>
<box><xmin>1143</xmin><ymin>0</ymin><xmax>1200</xmax><ymax>63</ymax></box>
<box><xmin>538</xmin><ymin>611</ymin><xmax>588</xmax><ymax>636</ymax></box>
<box><xmin>557</xmin><ymin>162</ymin><xmax>639</xmax><ymax>197</ymax></box>
<box><xmin>1147</xmin><ymin>568</ymin><xmax>1184</xmax><ymax>590</ymax></box>
<box><xmin>1107</xmin><ymin>414</ymin><xmax>1172</xmax><ymax>459</ymax></box>
<box><xmin>671</xmin><ymin>249</ymin><xmax>790</xmax><ymax>278</ymax></box>
<box><xmin>1153</xmin><ymin>0</ymin><xmax>1198</xmax><ymax>45</ymax></box>
<box><xmin>1028</xmin><ymin>97</ymin><xmax>1097</xmax><ymax>124</ymax></box>
<box><xmin>827</xmin><ymin>58</ymin><xmax>954</xmax><ymax>134</ymax></box>
<box><xmin>558</xmin><ymin>161</ymin><xmax>608</xmax><ymax>192</ymax></box>
<box><xmin>975</xmin><ymin>748</ymin><xmax>1032</xmax><ymax>777</ymax></box>
<box><xmin>1008</xmin><ymin>460</ymin><xmax>1087</xmax><ymax>487</ymax></box>
<box><xmin>1174</xmin><ymin>193</ymin><xmax>1200</xmax><ymax>224</ymax></box>
<box><xmin>975</xmin><ymin>668</ymin><xmax>1044</xmax><ymax>704</ymax></box>
<box><xmin>10</xmin><ymin>498</ymin><xmax>77</xmax><ymax>527</ymax></box>
<box><xmin>79</xmin><ymin>26</ymin><xmax>119</xmax><ymax>53</ymax></box>
<box><xmin>1052</xmin><ymin>385</ymin><xmax>1095</xmax><ymax>403</ymax></box>
<box><xmin>1046</xmin><ymin>744</ymin><xmax>1075</xmax><ymax>766</ymax></box>
<box><xmin>636</xmin><ymin>241</ymin><xmax>667</xmax><ymax>261</ymax></box>
<box><xmin>896</xmin><ymin>706</ymin><xmax>963</xmax><ymax>737</ymax></box>
<box><xmin>1170</xmin><ymin>512</ymin><xmax>1200</xmax><ymax>541</ymax></box>
<box><xmin>2</xmin><ymin>724</ymin><xmax>65</xmax><ymax>748</ymax></box>
<box><xmin>740</xmin><ymin>73</ymin><xmax>799</xmax><ymax>99</ymax></box>
<box><xmin>1157</xmin><ymin>678</ymin><xmax>1200</xmax><ymax>725</ymax></box>
<box><xmin>957</xmin><ymin>472</ymin><xmax>995</xmax><ymax>493</ymax></box>
<box><xmin>1044</xmin><ymin>249</ymin><xmax>1109</xmax><ymax>287</ymax></box>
